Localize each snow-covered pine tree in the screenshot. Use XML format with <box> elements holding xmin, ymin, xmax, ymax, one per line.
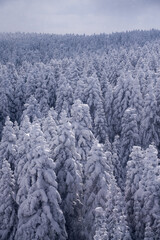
<box><xmin>120</xmin><ymin>108</ymin><xmax>140</xmax><ymax>185</ymax></box>
<box><xmin>129</xmin><ymin>74</ymin><xmax>144</xmax><ymax>128</ymax></box>
<box><xmin>22</xmin><ymin>95</ymin><xmax>41</xmax><ymax>122</ymax></box>
<box><xmin>53</xmin><ymin>111</ymin><xmax>82</xmax><ymax>240</ymax></box>
<box><xmin>112</xmin><ymin>72</ymin><xmax>132</xmax><ymax>135</ymax></box>
<box><xmin>74</xmin><ymin>74</ymin><xmax>88</xmax><ymax>103</ymax></box>
<box><xmin>109</xmin><ymin>135</ymin><xmax>123</xmax><ymax>188</ymax></box>
<box><xmin>55</xmin><ymin>74</ymin><xmax>74</xmax><ymax>118</ymax></box>
<box><xmin>103</xmin><ymin>135</ymin><xmax>112</xmax><ymax>153</ymax></box>
<box><xmin>83</xmin><ymin>140</ymin><xmax>112</xmax><ymax>240</ymax></box>
<box><xmin>15</xmin><ymin>115</ymin><xmax>31</xmax><ymax>188</ymax></box>
<box><xmin>141</xmin><ymin>69</ymin><xmax>154</xmax><ymax>97</ymax></box>
<box><xmin>84</xmin><ymin>73</ymin><xmax>107</xmax><ymax>143</ymax></box>
<box><xmin>45</xmin><ymin>63</ymin><xmax>58</xmax><ymax>108</ymax></box>
<box><xmin>106</xmin><ymin>182</ymin><xmax>131</xmax><ymax>240</ymax></box>
<box><xmin>136</xmin><ymin>67</ymin><xmax>146</xmax><ymax>98</ymax></box>
<box><xmin>98</xmin><ymin>69</ymin><xmax>109</xmax><ymax>98</ymax></box>
<box><xmin>42</xmin><ymin>108</ymin><xmax>58</xmax><ymax>154</ymax></box>
<box><xmin>125</xmin><ymin>146</ymin><xmax>144</xmax><ymax>239</ymax></box>
<box><xmin>25</xmin><ymin>63</ymin><xmax>44</xmax><ymax>100</ymax></box>
<box><xmin>0</xmin><ymin>116</ymin><xmax>17</xmax><ymax>170</ymax></box>
<box><xmin>134</xmin><ymin>145</ymin><xmax>160</xmax><ymax>239</ymax></box>
<box><xmin>66</xmin><ymin>61</ymin><xmax>80</xmax><ymax>91</ymax></box>
<box><xmin>13</xmin><ymin>121</ymin><xmax>19</xmax><ymax>139</ymax></box>
<box><xmin>34</xmin><ymin>72</ymin><xmax>49</xmax><ymax>117</ymax></box>
<box><xmin>141</xmin><ymin>82</ymin><xmax>158</xmax><ymax>148</ymax></box>
<box><xmin>93</xmin><ymin>207</ymin><xmax>109</xmax><ymax>240</ymax></box>
<box><xmin>101</xmin><ymin>74</ymin><xmax>114</xmax><ymax>140</ymax></box>
<box><xmin>71</xmin><ymin>99</ymin><xmax>95</xmax><ymax>167</ymax></box>
<box><xmin>0</xmin><ymin>66</ymin><xmax>9</xmax><ymax>135</ymax></box>
<box><xmin>154</xmin><ymin>75</ymin><xmax>160</xmax><ymax>155</ymax></box>
<box><xmin>5</xmin><ymin>63</ymin><xmax>20</xmax><ymax>122</ymax></box>
<box><xmin>144</xmin><ymin>222</ymin><xmax>154</xmax><ymax>240</ymax></box>
<box><xmin>0</xmin><ymin>159</ymin><xmax>16</xmax><ymax>240</ymax></box>
<box><xmin>16</xmin><ymin>121</ymin><xmax>67</xmax><ymax>240</ymax></box>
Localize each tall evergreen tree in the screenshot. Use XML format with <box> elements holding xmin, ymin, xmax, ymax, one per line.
<box><xmin>134</xmin><ymin>145</ymin><xmax>160</xmax><ymax>239</ymax></box>
<box><xmin>0</xmin><ymin>66</ymin><xmax>9</xmax><ymax>135</ymax></box>
<box><xmin>71</xmin><ymin>99</ymin><xmax>95</xmax><ymax>167</ymax></box>
<box><xmin>0</xmin><ymin>159</ymin><xmax>16</xmax><ymax>240</ymax></box>
<box><xmin>141</xmin><ymin>82</ymin><xmax>158</xmax><ymax>148</ymax></box>
<box><xmin>93</xmin><ymin>207</ymin><xmax>109</xmax><ymax>240</ymax></box>
<box><xmin>16</xmin><ymin>122</ymin><xmax>67</xmax><ymax>240</ymax></box>
<box><xmin>84</xmin><ymin>73</ymin><xmax>107</xmax><ymax>143</ymax></box>
<box><xmin>5</xmin><ymin>63</ymin><xmax>20</xmax><ymax>122</ymax></box>
<box><xmin>66</xmin><ymin>61</ymin><xmax>80</xmax><ymax>91</ymax></box>
<box><xmin>42</xmin><ymin>109</ymin><xmax>58</xmax><ymax>154</ymax></box>
<box><xmin>35</xmin><ymin>73</ymin><xmax>49</xmax><ymax>117</ymax></box>
<box><xmin>22</xmin><ymin>96</ymin><xmax>41</xmax><ymax>122</ymax></box>
<box><xmin>112</xmin><ymin>72</ymin><xmax>132</xmax><ymax>135</ymax></box>
<box><xmin>144</xmin><ymin>222</ymin><xmax>154</xmax><ymax>240</ymax></box>
<box><xmin>125</xmin><ymin>146</ymin><xmax>144</xmax><ymax>239</ymax></box>
<box><xmin>53</xmin><ymin>111</ymin><xmax>82</xmax><ymax>239</ymax></box>
<box><xmin>110</xmin><ymin>135</ymin><xmax>123</xmax><ymax>188</ymax></box>
<box><xmin>83</xmin><ymin>141</ymin><xmax>112</xmax><ymax>240</ymax></box>
<box><xmin>45</xmin><ymin>64</ymin><xmax>58</xmax><ymax>108</ymax></box>
<box><xmin>74</xmin><ymin>74</ymin><xmax>88</xmax><ymax>103</ymax></box>
<box><xmin>129</xmin><ymin>75</ymin><xmax>144</xmax><ymax>128</ymax></box>
<box><xmin>120</xmin><ymin>108</ymin><xmax>140</xmax><ymax>184</ymax></box>
<box><xmin>25</xmin><ymin>63</ymin><xmax>45</xmax><ymax>100</ymax></box>
<box><xmin>55</xmin><ymin>75</ymin><xmax>74</xmax><ymax>118</ymax></box>
<box><xmin>0</xmin><ymin>116</ymin><xmax>17</xmax><ymax>170</ymax></box>
<box><xmin>106</xmin><ymin>182</ymin><xmax>131</xmax><ymax>240</ymax></box>
<box><xmin>15</xmin><ymin>115</ymin><xmax>31</xmax><ymax>186</ymax></box>
<box><xmin>103</xmin><ymin>80</ymin><xmax>114</xmax><ymax>140</ymax></box>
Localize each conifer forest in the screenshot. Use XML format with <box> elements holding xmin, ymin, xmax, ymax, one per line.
<box><xmin>1</xmin><ymin>30</ymin><xmax>160</xmax><ymax>240</ymax></box>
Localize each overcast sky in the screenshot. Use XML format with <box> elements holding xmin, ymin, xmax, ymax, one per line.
<box><xmin>0</xmin><ymin>0</ymin><xmax>160</xmax><ymax>34</ymax></box>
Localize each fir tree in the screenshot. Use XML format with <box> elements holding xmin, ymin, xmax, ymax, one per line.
<box><xmin>84</xmin><ymin>73</ymin><xmax>107</xmax><ymax>143</ymax></box>
<box><xmin>42</xmin><ymin>108</ymin><xmax>58</xmax><ymax>153</ymax></box>
<box><xmin>120</xmin><ymin>108</ymin><xmax>140</xmax><ymax>185</ymax></box>
<box><xmin>71</xmin><ymin>99</ymin><xmax>95</xmax><ymax>167</ymax></box>
<box><xmin>135</xmin><ymin>145</ymin><xmax>160</xmax><ymax>239</ymax></box>
<box><xmin>84</xmin><ymin>141</ymin><xmax>112</xmax><ymax>239</ymax></box>
<box><xmin>53</xmin><ymin>111</ymin><xmax>82</xmax><ymax>240</ymax></box>
<box><xmin>0</xmin><ymin>116</ymin><xmax>17</xmax><ymax>170</ymax></box>
<box><xmin>125</xmin><ymin>146</ymin><xmax>144</xmax><ymax>239</ymax></box>
<box><xmin>22</xmin><ymin>95</ymin><xmax>41</xmax><ymax>123</ymax></box>
<box><xmin>55</xmin><ymin>75</ymin><xmax>74</xmax><ymax>118</ymax></box>
<box><xmin>16</xmin><ymin>122</ymin><xmax>67</xmax><ymax>240</ymax></box>
<box><xmin>0</xmin><ymin>159</ymin><xmax>16</xmax><ymax>240</ymax></box>
<box><xmin>141</xmin><ymin>82</ymin><xmax>158</xmax><ymax>148</ymax></box>
<box><xmin>93</xmin><ymin>207</ymin><xmax>109</xmax><ymax>240</ymax></box>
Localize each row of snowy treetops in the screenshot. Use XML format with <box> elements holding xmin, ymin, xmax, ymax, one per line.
<box><xmin>0</xmin><ymin>30</ymin><xmax>160</xmax><ymax>239</ymax></box>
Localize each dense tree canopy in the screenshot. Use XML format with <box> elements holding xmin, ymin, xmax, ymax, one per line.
<box><xmin>0</xmin><ymin>30</ymin><xmax>160</xmax><ymax>239</ymax></box>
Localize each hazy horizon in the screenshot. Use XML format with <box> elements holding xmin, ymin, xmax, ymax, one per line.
<box><xmin>0</xmin><ymin>0</ymin><xmax>160</xmax><ymax>35</ymax></box>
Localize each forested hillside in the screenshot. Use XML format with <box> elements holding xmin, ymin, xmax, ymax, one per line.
<box><xmin>0</xmin><ymin>30</ymin><xmax>160</xmax><ymax>239</ymax></box>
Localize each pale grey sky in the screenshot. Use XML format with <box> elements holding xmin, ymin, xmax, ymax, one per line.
<box><xmin>0</xmin><ymin>0</ymin><xmax>160</xmax><ymax>34</ymax></box>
